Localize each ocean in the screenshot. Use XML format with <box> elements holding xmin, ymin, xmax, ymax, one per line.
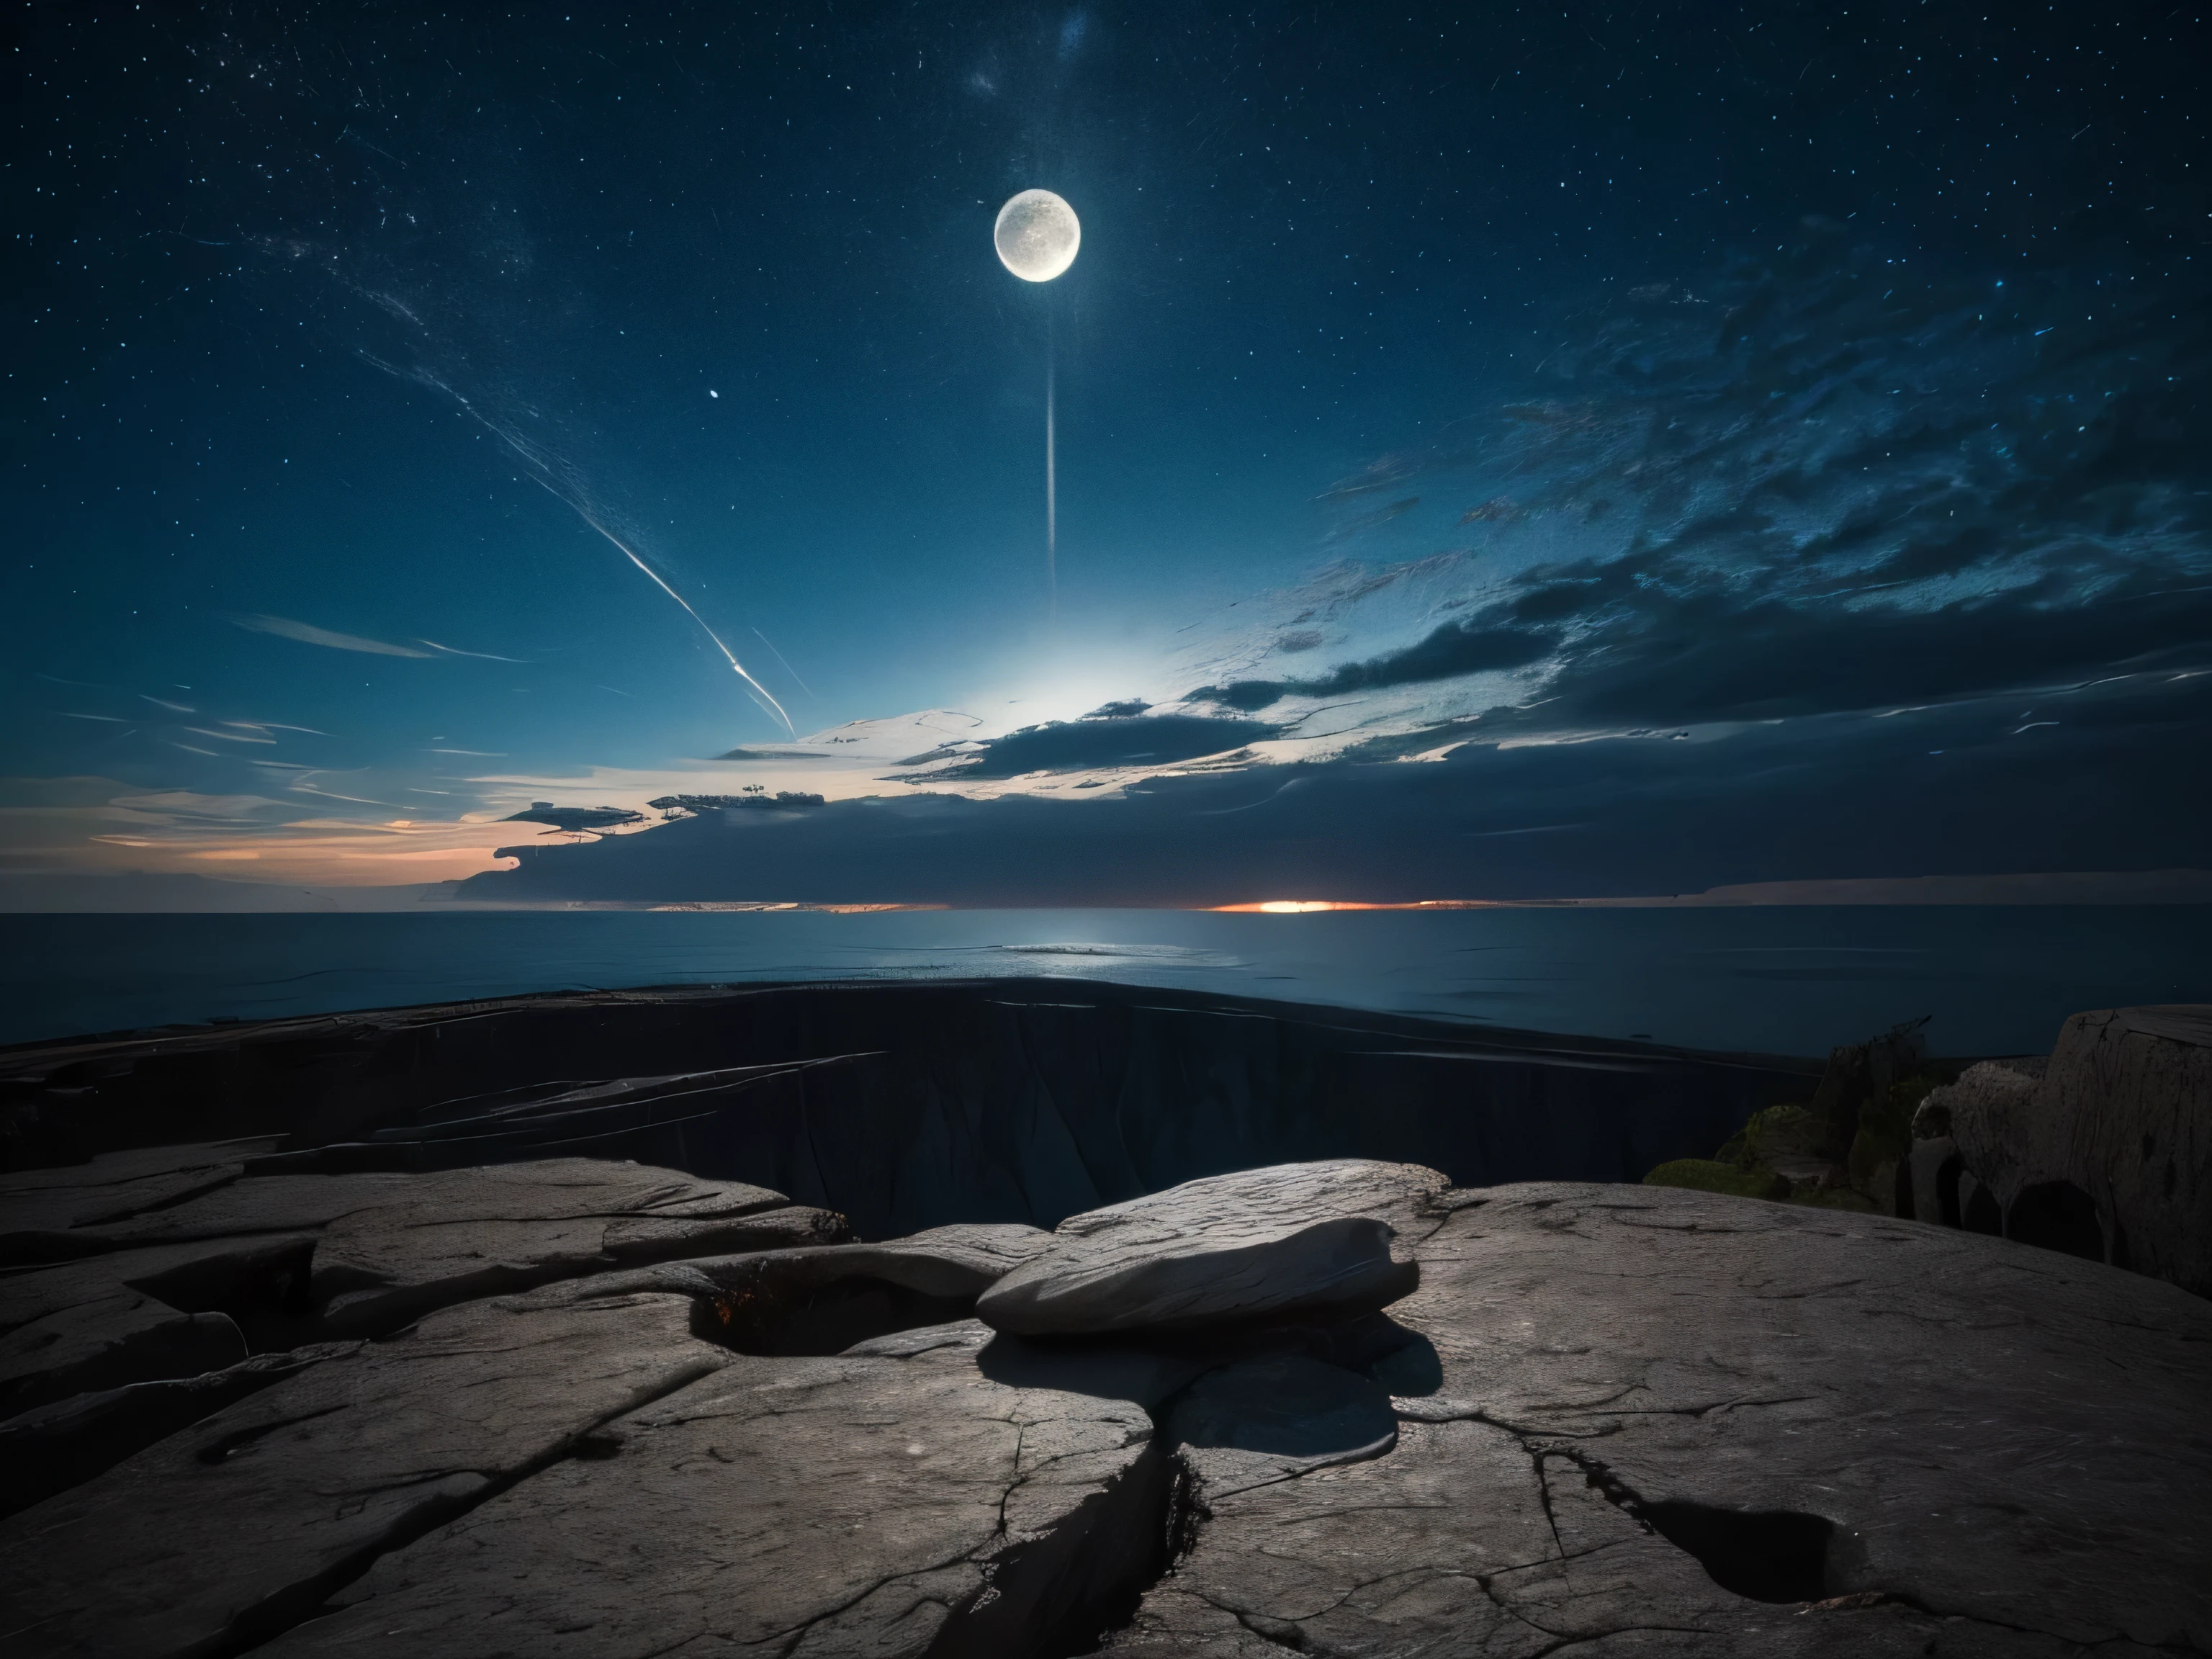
<box><xmin>1</xmin><ymin>906</ymin><xmax>2203</xmax><ymax>1057</ymax></box>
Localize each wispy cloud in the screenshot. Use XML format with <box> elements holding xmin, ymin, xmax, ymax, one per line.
<box><xmin>184</xmin><ymin>726</ymin><xmax>277</xmax><ymax>745</ymax></box>
<box><xmin>140</xmin><ymin>695</ymin><xmax>197</xmax><ymax>713</ymax></box>
<box><xmin>233</xmin><ymin>613</ymin><xmax>435</xmax><ymax>658</ymax></box>
<box><xmin>286</xmin><ymin>776</ymin><xmax>392</xmax><ymax>806</ymax></box>
<box><xmin>418</xmin><ymin>639</ymin><xmax>528</xmax><ymax>662</ymax></box>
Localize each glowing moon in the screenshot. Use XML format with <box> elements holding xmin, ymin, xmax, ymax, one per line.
<box><xmin>994</xmin><ymin>189</ymin><xmax>1080</xmax><ymax>282</ymax></box>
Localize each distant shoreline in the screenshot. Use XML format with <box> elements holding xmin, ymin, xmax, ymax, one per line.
<box><xmin>4</xmin><ymin>868</ymin><xmax>2211</xmax><ymax>914</ymax></box>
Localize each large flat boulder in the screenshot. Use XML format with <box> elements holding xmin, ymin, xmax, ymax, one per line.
<box><xmin>976</xmin><ymin>1159</ymin><xmax>1448</xmax><ymax>1336</ymax></box>
<box><xmin>0</xmin><ymin>1291</ymin><xmax>732</xmax><ymax>1659</ymax></box>
<box><xmin>1108</xmin><ymin>1180</ymin><xmax>2212</xmax><ymax>1657</ymax></box>
<box><xmin>256</xmin><ymin>1331</ymin><xmax>1169</xmax><ymax>1658</ymax></box>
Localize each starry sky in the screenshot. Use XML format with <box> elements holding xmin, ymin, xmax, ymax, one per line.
<box><xmin>6</xmin><ymin>1</ymin><xmax>2209</xmax><ymax>902</ymax></box>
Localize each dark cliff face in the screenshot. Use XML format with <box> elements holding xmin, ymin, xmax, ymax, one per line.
<box><xmin>0</xmin><ymin>980</ymin><xmax>1813</xmax><ymax>1239</ymax></box>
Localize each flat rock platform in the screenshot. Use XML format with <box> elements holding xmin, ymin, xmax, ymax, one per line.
<box><xmin>2</xmin><ymin>1148</ymin><xmax>2204</xmax><ymax>1658</ymax></box>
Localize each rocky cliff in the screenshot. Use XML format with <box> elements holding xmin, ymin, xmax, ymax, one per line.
<box><xmin>0</xmin><ymin>979</ymin><xmax>1817</xmax><ymax>1241</ymax></box>
<box><xmin>1911</xmin><ymin>1004</ymin><xmax>2212</xmax><ymax>1296</ymax></box>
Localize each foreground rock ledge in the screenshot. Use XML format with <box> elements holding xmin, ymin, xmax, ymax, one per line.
<box><xmin>1</xmin><ymin>1158</ymin><xmax>2206</xmax><ymax>1659</ymax></box>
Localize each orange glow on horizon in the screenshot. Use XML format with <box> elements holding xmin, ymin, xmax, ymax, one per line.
<box><xmin>1208</xmin><ymin>899</ymin><xmax>1506</xmax><ymax>913</ymax></box>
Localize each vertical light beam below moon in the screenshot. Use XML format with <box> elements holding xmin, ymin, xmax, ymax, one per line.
<box><xmin>994</xmin><ymin>191</ymin><xmax>1079</xmax><ymax>613</ymax></box>
<box><xmin>1046</xmin><ymin>317</ymin><xmax>1057</xmax><ymax>614</ymax></box>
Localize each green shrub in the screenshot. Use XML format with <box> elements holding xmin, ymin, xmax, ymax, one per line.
<box><xmin>1848</xmin><ymin>1072</ymin><xmax>1943</xmax><ymax>1188</ymax></box>
<box><xmin>1741</xmin><ymin>1104</ymin><xmax>1822</xmax><ymax>1166</ymax></box>
<box><xmin>1642</xmin><ymin>1159</ymin><xmax>1789</xmax><ymax>1201</ymax></box>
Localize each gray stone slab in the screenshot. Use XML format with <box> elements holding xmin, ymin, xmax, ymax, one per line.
<box><xmin>0</xmin><ymin>1233</ymin><xmax>319</xmax><ymax>1339</ymax></box>
<box><xmin>0</xmin><ymin>1293</ymin><xmax>245</xmax><ymax>1416</ymax></box>
<box><xmin>312</xmin><ymin>1200</ymin><xmax>848</xmax><ymax>1335</ymax></box>
<box><xmin>0</xmin><ymin>1137</ymin><xmax>282</xmax><ymax>1196</ymax></box>
<box><xmin>0</xmin><ymin>1138</ymin><xmax>287</xmax><ymax>1266</ymax></box>
<box><xmin>0</xmin><ymin>1291</ymin><xmax>731</xmax><ymax>1659</ymax></box>
<box><xmin>80</xmin><ymin>1158</ymin><xmax>791</xmax><ymax>1248</ymax></box>
<box><xmin>258</xmin><ymin>1335</ymin><xmax>1167</xmax><ymax>1658</ymax></box>
<box><xmin>0</xmin><ymin>1341</ymin><xmax>360</xmax><ymax>1519</ymax></box>
<box><xmin>977</xmin><ymin>1159</ymin><xmax>1448</xmax><ymax>1336</ymax></box>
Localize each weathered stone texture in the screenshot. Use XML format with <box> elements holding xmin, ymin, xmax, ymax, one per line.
<box><xmin>258</xmin><ymin>1332</ymin><xmax>1166</xmax><ymax>1658</ymax></box>
<box><xmin>1110</xmin><ymin>1182</ymin><xmax>2212</xmax><ymax>1658</ymax></box>
<box><xmin>0</xmin><ymin>1292</ymin><xmax>730</xmax><ymax>1659</ymax></box>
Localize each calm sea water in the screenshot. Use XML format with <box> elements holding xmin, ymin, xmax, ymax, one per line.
<box><xmin>0</xmin><ymin>907</ymin><xmax>2203</xmax><ymax>1057</ymax></box>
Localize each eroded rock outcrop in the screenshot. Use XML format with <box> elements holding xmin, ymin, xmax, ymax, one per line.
<box><xmin>1915</xmin><ymin>1005</ymin><xmax>2211</xmax><ymax>1293</ymax></box>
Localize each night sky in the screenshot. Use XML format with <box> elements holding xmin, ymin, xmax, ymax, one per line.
<box><xmin>7</xmin><ymin>1</ymin><xmax>2209</xmax><ymax>901</ymax></box>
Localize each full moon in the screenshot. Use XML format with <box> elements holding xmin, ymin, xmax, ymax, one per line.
<box><xmin>994</xmin><ymin>189</ymin><xmax>1080</xmax><ymax>282</ymax></box>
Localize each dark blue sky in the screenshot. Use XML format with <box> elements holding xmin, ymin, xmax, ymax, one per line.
<box><xmin>7</xmin><ymin>1</ymin><xmax>2208</xmax><ymax>898</ymax></box>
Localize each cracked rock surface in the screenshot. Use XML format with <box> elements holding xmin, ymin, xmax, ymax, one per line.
<box><xmin>0</xmin><ymin>1159</ymin><xmax>837</xmax><ymax>1404</ymax></box>
<box><xmin>258</xmin><ymin>1322</ymin><xmax>1169</xmax><ymax>1658</ymax></box>
<box><xmin>0</xmin><ymin>1291</ymin><xmax>732</xmax><ymax>1659</ymax></box>
<box><xmin>0</xmin><ymin>1137</ymin><xmax>284</xmax><ymax>1260</ymax></box>
<box><xmin>2</xmin><ymin>1154</ymin><xmax>2207</xmax><ymax>1659</ymax></box>
<box><xmin>1109</xmin><ymin>1181</ymin><xmax>2212</xmax><ymax>1658</ymax></box>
